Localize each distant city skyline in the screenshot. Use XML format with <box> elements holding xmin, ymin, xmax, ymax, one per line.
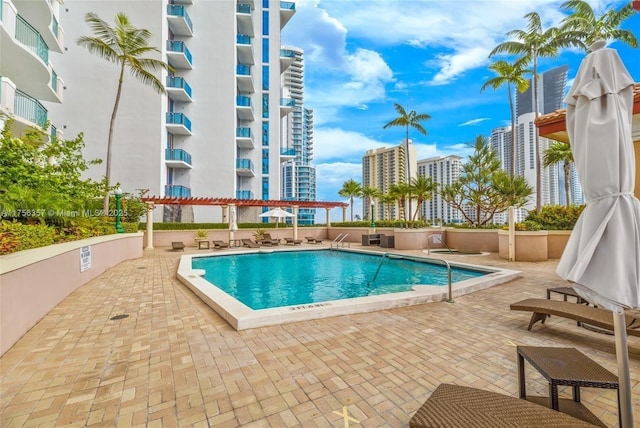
<box><xmin>282</xmin><ymin>0</ymin><xmax>640</xmax><ymax>221</ymax></box>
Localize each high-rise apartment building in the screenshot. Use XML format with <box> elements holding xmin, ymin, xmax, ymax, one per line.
<box><xmin>362</xmin><ymin>142</ymin><xmax>416</xmax><ymax>221</ymax></box>
<box><xmin>280</xmin><ymin>45</ymin><xmax>316</xmax><ymax>224</ymax></box>
<box><xmin>515</xmin><ymin>64</ymin><xmax>569</xmax><ymax>208</ymax></box>
<box><xmin>1</xmin><ymin>0</ymin><xmax>65</xmax><ymax>142</ymax></box>
<box><xmin>416</xmin><ymin>155</ymin><xmax>463</xmax><ymax>224</ymax></box>
<box><xmin>490</xmin><ymin>126</ymin><xmax>512</xmax><ymax>174</ymax></box>
<box><xmin>45</xmin><ymin>0</ymin><xmax>296</xmax><ymax>222</ymax></box>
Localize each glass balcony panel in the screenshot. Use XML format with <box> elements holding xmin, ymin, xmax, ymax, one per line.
<box><xmin>165</xmin><ymin>185</ymin><xmax>191</xmax><ymax>197</ymax></box>
<box><xmin>165</xmin><ymin>148</ymin><xmax>192</xmax><ymax>166</ymax></box>
<box><xmin>14</xmin><ymin>89</ymin><xmax>47</xmax><ymax>127</ymax></box>
<box><xmin>15</xmin><ymin>15</ymin><xmax>49</xmax><ymax>64</ymax></box>
<box><xmin>166</xmin><ymin>76</ymin><xmax>193</xmax><ymax>101</ymax></box>
<box><xmin>236</xmin><ymin>190</ymin><xmax>254</xmax><ymax>200</ymax></box>
<box><xmin>166</xmin><ymin>40</ymin><xmax>193</xmax><ymax>68</ymax></box>
<box><xmin>167</xmin><ymin>4</ymin><xmax>193</xmax><ymax>36</ymax></box>
<box><xmin>166</xmin><ymin>112</ymin><xmax>192</xmax><ymax>135</ymax></box>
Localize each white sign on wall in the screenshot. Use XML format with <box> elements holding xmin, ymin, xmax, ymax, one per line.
<box><xmin>80</xmin><ymin>246</ymin><xmax>91</xmax><ymax>272</ymax></box>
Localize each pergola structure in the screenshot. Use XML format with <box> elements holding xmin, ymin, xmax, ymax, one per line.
<box><xmin>140</xmin><ymin>196</ymin><xmax>349</xmax><ymax>249</ymax></box>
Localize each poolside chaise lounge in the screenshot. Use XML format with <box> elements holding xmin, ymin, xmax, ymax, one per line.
<box><xmin>262</xmin><ymin>233</ymin><xmax>280</xmax><ymax>245</ymax></box>
<box><xmin>410</xmin><ymin>383</ymin><xmax>596</xmax><ymax>427</ymax></box>
<box><xmin>510</xmin><ymin>298</ymin><xmax>640</xmax><ymax>336</ymax></box>
<box><xmin>305</xmin><ymin>236</ymin><xmax>323</xmax><ymax>244</ymax></box>
<box><xmin>241</xmin><ymin>238</ymin><xmax>260</xmax><ymax>248</ymax></box>
<box><xmin>284</xmin><ymin>237</ymin><xmax>302</xmax><ymax>245</ymax></box>
<box><xmin>171</xmin><ymin>241</ymin><xmax>185</xmax><ymax>251</ymax></box>
<box><xmin>212</xmin><ymin>240</ymin><xmax>229</xmax><ymax>249</ymax></box>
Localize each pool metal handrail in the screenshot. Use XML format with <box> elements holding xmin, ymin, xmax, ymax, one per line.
<box><xmin>368</xmin><ymin>252</ymin><xmax>389</xmax><ymax>286</ymax></box>
<box><xmin>330</xmin><ymin>233</ymin><xmax>349</xmax><ymax>250</ymax></box>
<box><xmin>390</xmin><ymin>254</ymin><xmax>454</xmax><ymax>303</ymax></box>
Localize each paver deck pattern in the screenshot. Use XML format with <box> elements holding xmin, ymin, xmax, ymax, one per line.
<box><xmin>1</xmin><ymin>246</ymin><xmax>639</xmax><ymax>427</ymax></box>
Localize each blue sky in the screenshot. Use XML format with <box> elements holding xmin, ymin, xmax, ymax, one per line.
<box><xmin>281</xmin><ymin>0</ymin><xmax>640</xmax><ymax>221</ymax></box>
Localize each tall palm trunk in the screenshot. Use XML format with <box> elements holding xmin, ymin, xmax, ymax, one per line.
<box><xmin>533</xmin><ymin>55</ymin><xmax>542</xmax><ymax>211</ymax></box>
<box><xmin>508</xmin><ymin>83</ymin><xmax>516</xmax><ymax>178</ymax></box>
<box><xmin>405</xmin><ymin>125</ymin><xmax>411</xmax><ymax>224</ymax></box>
<box><xmin>563</xmin><ymin>161</ymin><xmax>571</xmax><ymax>207</ymax></box>
<box><xmin>103</xmin><ymin>64</ymin><xmax>126</xmax><ymax>213</ymax></box>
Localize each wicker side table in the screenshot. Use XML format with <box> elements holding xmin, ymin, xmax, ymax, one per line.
<box><xmin>517</xmin><ymin>346</ymin><xmax>618</xmax><ymax>427</ymax></box>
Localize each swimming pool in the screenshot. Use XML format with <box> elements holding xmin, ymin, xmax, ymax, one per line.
<box><xmin>178</xmin><ymin>248</ymin><xmax>521</xmax><ymax>330</ymax></box>
<box><xmin>191</xmin><ymin>250</ymin><xmax>484</xmax><ymax>310</ymax></box>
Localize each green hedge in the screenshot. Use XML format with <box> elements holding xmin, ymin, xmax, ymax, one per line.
<box><xmin>524</xmin><ymin>205</ymin><xmax>585</xmax><ymax>230</ymax></box>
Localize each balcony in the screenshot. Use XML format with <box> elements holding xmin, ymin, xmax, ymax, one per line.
<box><xmin>166</xmin><ymin>76</ymin><xmax>192</xmax><ymax>102</ymax></box>
<box><xmin>10</xmin><ymin>0</ymin><xmax>64</xmax><ymax>52</ymax></box>
<box><xmin>280</xmin><ymin>148</ymin><xmax>295</xmax><ymax>162</ymax></box>
<box><xmin>236</xmin><ymin>190</ymin><xmax>254</xmax><ymax>200</ymax></box>
<box><xmin>236</xmin><ymin>95</ymin><xmax>254</xmax><ymax>121</ymax></box>
<box><xmin>236</xmin><ymin>64</ymin><xmax>254</xmax><ymax>93</ymax></box>
<box><xmin>172</xmin><ymin>0</ymin><xmax>193</xmax><ymax>3</ymax></box>
<box><xmin>165</xmin><ymin>148</ymin><xmax>192</xmax><ymax>168</ymax></box>
<box><xmin>280</xmin><ymin>1</ymin><xmax>296</xmax><ymax>28</ymax></box>
<box><xmin>167</xmin><ymin>4</ymin><xmax>193</xmax><ymax>37</ymax></box>
<box><xmin>236</xmin><ymin>127</ymin><xmax>255</xmax><ymax>149</ymax></box>
<box><xmin>14</xmin><ymin>89</ymin><xmax>47</xmax><ymax>128</ymax></box>
<box><xmin>166</xmin><ymin>40</ymin><xmax>193</xmax><ymax>69</ymax></box>
<box><xmin>236</xmin><ymin>3</ymin><xmax>254</xmax><ymax>36</ymax></box>
<box><xmin>280</xmin><ymin>48</ymin><xmax>295</xmax><ymax>71</ymax></box>
<box><xmin>236</xmin><ymin>158</ymin><xmax>255</xmax><ymax>177</ymax></box>
<box><xmin>235</xmin><ymin>34</ymin><xmax>254</xmax><ymax>65</ymax></box>
<box><xmin>166</xmin><ymin>112</ymin><xmax>192</xmax><ymax>135</ymax></box>
<box><xmin>165</xmin><ymin>185</ymin><xmax>191</xmax><ymax>198</ymax></box>
<box><xmin>279</xmin><ymin>97</ymin><xmax>295</xmax><ymax>116</ymax></box>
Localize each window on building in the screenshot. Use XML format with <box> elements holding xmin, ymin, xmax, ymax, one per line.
<box><xmin>262</xmin><ymin>11</ymin><xmax>269</xmax><ymax>36</ymax></box>
<box><xmin>262</xmin><ymin>122</ymin><xmax>269</xmax><ymax>146</ymax></box>
<box><xmin>262</xmin><ymin>65</ymin><xmax>269</xmax><ymax>90</ymax></box>
<box><xmin>262</xmin><ymin>148</ymin><xmax>269</xmax><ymax>174</ymax></box>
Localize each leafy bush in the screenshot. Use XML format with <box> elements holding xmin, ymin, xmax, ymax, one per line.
<box><xmin>0</xmin><ymin>221</ymin><xmax>58</xmax><ymax>254</ymax></box>
<box><xmin>525</xmin><ymin>205</ymin><xmax>585</xmax><ymax>230</ymax></box>
<box><xmin>514</xmin><ymin>220</ymin><xmax>543</xmax><ymax>231</ymax></box>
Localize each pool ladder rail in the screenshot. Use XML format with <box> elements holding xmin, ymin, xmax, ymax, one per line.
<box><xmin>330</xmin><ymin>233</ymin><xmax>349</xmax><ymax>250</ymax></box>
<box><xmin>368</xmin><ymin>253</ymin><xmax>454</xmax><ymax>303</ymax></box>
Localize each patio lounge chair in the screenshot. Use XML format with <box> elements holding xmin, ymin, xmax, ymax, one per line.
<box><xmin>284</xmin><ymin>237</ymin><xmax>302</xmax><ymax>245</ymax></box>
<box><xmin>171</xmin><ymin>241</ymin><xmax>185</xmax><ymax>251</ymax></box>
<box><xmin>510</xmin><ymin>298</ymin><xmax>640</xmax><ymax>336</ymax></box>
<box><xmin>305</xmin><ymin>236</ymin><xmax>323</xmax><ymax>244</ymax></box>
<box><xmin>410</xmin><ymin>383</ymin><xmax>596</xmax><ymax>427</ymax></box>
<box><xmin>262</xmin><ymin>233</ymin><xmax>280</xmax><ymax>245</ymax></box>
<box><xmin>241</xmin><ymin>238</ymin><xmax>260</xmax><ymax>248</ymax></box>
<box><xmin>212</xmin><ymin>240</ymin><xmax>229</xmax><ymax>249</ymax></box>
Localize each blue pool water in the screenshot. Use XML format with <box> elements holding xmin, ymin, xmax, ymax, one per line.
<box><xmin>192</xmin><ymin>250</ymin><xmax>485</xmax><ymax>310</ymax></box>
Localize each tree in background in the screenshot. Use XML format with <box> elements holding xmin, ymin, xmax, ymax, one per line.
<box><xmin>561</xmin><ymin>0</ymin><xmax>637</xmax><ymax>49</ymax></box>
<box><xmin>383</xmin><ymin>103</ymin><xmax>431</xmax><ymax>220</ymax></box>
<box><xmin>77</xmin><ymin>12</ymin><xmax>173</xmax><ymax>213</ymax></box>
<box><xmin>379</xmin><ymin>193</ymin><xmax>397</xmax><ymax>221</ymax></box>
<box><xmin>361</xmin><ymin>185</ymin><xmax>381</xmax><ymax>222</ymax></box>
<box><xmin>481</xmin><ymin>58</ymin><xmax>532</xmax><ymax>177</ymax></box>
<box><xmin>490</xmin><ymin>11</ymin><xmax>579</xmax><ymax>211</ymax></box>
<box><xmin>543</xmin><ymin>141</ymin><xmax>575</xmax><ymax>208</ymax></box>
<box><xmin>388</xmin><ymin>182</ymin><xmax>412</xmax><ymax>228</ymax></box>
<box><xmin>338</xmin><ymin>179</ymin><xmax>362</xmax><ymax>222</ymax></box>
<box><xmin>409</xmin><ymin>175</ymin><xmax>436</xmax><ymax>223</ymax></box>
<box><xmin>440</xmin><ymin>135</ymin><xmax>533</xmax><ymax>226</ymax></box>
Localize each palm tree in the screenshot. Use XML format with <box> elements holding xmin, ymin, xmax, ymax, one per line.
<box><xmin>361</xmin><ymin>185</ymin><xmax>381</xmax><ymax>223</ymax></box>
<box><xmin>490</xmin><ymin>12</ymin><xmax>580</xmax><ymax>211</ymax></box>
<box><xmin>481</xmin><ymin>58</ymin><xmax>532</xmax><ymax>177</ymax></box>
<box><xmin>543</xmin><ymin>141</ymin><xmax>574</xmax><ymax>208</ymax></box>
<box><xmin>338</xmin><ymin>179</ymin><xmax>362</xmax><ymax>222</ymax></box>
<box><xmin>389</xmin><ymin>182</ymin><xmax>412</xmax><ymax>228</ymax></box>
<box><xmin>379</xmin><ymin>193</ymin><xmax>397</xmax><ymax>221</ymax></box>
<box><xmin>383</xmin><ymin>103</ymin><xmax>431</xmax><ymax>219</ymax></box>
<box><xmin>561</xmin><ymin>0</ymin><xmax>638</xmax><ymax>49</ymax></box>
<box><xmin>78</xmin><ymin>12</ymin><xmax>174</xmax><ymax>212</ymax></box>
<box><xmin>409</xmin><ymin>175</ymin><xmax>436</xmax><ymax>223</ymax></box>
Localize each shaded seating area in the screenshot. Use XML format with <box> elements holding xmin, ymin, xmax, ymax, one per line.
<box><xmin>284</xmin><ymin>237</ymin><xmax>302</xmax><ymax>245</ymax></box>
<box><xmin>409</xmin><ymin>383</ymin><xmax>595</xmax><ymax>427</ymax></box>
<box><xmin>241</xmin><ymin>238</ymin><xmax>260</xmax><ymax>248</ymax></box>
<box><xmin>212</xmin><ymin>240</ymin><xmax>229</xmax><ymax>249</ymax></box>
<box><xmin>510</xmin><ymin>298</ymin><xmax>640</xmax><ymax>336</ymax></box>
<box><xmin>305</xmin><ymin>236</ymin><xmax>323</xmax><ymax>244</ymax></box>
<box><xmin>171</xmin><ymin>241</ymin><xmax>185</xmax><ymax>251</ymax></box>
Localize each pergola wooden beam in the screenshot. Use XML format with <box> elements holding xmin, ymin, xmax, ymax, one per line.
<box><xmin>141</xmin><ymin>196</ymin><xmax>348</xmax><ymax>209</ymax></box>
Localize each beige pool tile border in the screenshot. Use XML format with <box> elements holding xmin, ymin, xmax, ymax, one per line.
<box><xmin>177</xmin><ymin>248</ymin><xmax>522</xmax><ymax>330</ymax></box>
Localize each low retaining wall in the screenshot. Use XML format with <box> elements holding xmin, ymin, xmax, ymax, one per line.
<box><xmin>444</xmin><ymin>229</ymin><xmax>500</xmax><ymax>253</ymax></box>
<box><xmin>0</xmin><ymin>233</ymin><xmax>143</xmax><ymax>356</ymax></box>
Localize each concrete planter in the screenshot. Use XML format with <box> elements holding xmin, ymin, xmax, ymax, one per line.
<box><xmin>547</xmin><ymin>230</ymin><xmax>572</xmax><ymax>259</ymax></box>
<box><xmin>498</xmin><ymin>230</ymin><xmax>548</xmax><ymax>261</ymax></box>
<box><xmin>444</xmin><ymin>229</ymin><xmax>499</xmax><ymax>253</ymax></box>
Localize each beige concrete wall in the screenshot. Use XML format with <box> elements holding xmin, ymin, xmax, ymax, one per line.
<box><xmin>1</xmin><ymin>234</ymin><xmax>143</xmax><ymax>356</ymax></box>
<box><xmin>498</xmin><ymin>231</ymin><xmax>549</xmax><ymax>262</ymax></box>
<box><xmin>547</xmin><ymin>230</ymin><xmax>572</xmax><ymax>259</ymax></box>
<box><xmin>444</xmin><ymin>229</ymin><xmax>499</xmax><ymax>252</ymax></box>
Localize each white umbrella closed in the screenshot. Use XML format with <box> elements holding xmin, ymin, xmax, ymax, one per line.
<box><xmin>556</xmin><ymin>41</ymin><xmax>640</xmax><ymax>428</ymax></box>
<box><xmin>229</xmin><ymin>205</ymin><xmax>238</xmax><ymax>244</ymax></box>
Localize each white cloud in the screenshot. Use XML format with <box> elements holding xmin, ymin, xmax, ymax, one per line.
<box><xmin>458</xmin><ymin>118</ymin><xmax>491</xmax><ymax>127</ymax></box>
<box><xmin>313</xmin><ymin>128</ymin><xmax>388</xmax><ymax>163</ymax></box>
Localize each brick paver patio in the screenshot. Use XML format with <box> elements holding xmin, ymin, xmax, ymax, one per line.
<box><xmin>1</xmin><ymin>246</ymin><xmax>638</xmax><ymax>427</ymax></box>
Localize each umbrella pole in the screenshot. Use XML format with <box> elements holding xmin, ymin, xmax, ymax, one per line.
<box><xmin>613</xmin><ymin>312</ymin><xmax>633</xmax><ymax>428</ymax></box>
